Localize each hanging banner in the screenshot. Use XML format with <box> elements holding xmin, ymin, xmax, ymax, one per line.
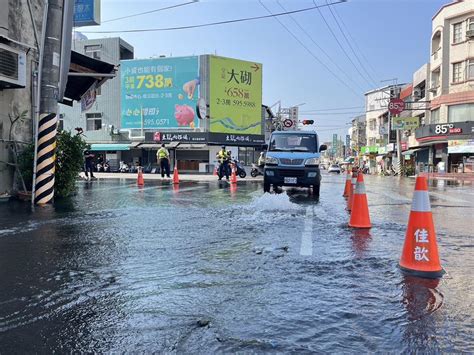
<box><xmin>81</xmin><ymin>82</ymin><xmax>96</xmax><ymax>112</ymax></box>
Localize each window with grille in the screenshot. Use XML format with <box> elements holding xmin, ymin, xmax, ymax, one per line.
<box><xmin>86</xmin><ymin>113</ymin><xmax>102</xmax><ymax>131</ymax></box>
<box><xmin>453</xmin><ymin>22</ymin><xmax>463</xmax><ymax>43</ymax></box>
<box><xmin>468</xmin><ymin>59</ymin><xmax>474</xmax><ymax>80</ymax></box>
<box><xmin>453</xmin><ymin>62</ymin><xmax>463</xmax><ymax>83</ymax></box>
<box><xmin>84</xmin><ymin>45</ymin><xmax>101</xmax><ymax>60</ymax></box>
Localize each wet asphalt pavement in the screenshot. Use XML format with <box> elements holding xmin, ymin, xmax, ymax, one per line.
<box><xmin>0</xmin><ymin>173</ymin><xmax>473</xmax><ymax>353</ymax></box>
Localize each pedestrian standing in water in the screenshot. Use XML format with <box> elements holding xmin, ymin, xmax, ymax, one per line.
<box><xmin>83</xmin><ymin>149</ymin><xmax>96</xmax><ymax>180</ymax></box>
<box><xmin>157</xmin><ymin>143</ymin><xmax>171</xmax><ymax>178</ymax></box>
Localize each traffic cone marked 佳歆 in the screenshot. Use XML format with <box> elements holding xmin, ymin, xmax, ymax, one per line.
<box><xmin>137</xmin><ymin>167</ymin><xmax>144</xmax><ymax>186</ymax></box>
<box><xmin>173</xmin><ymin>166</ymin><xmax>180</xmax><ymax>184</ymax></box>
<box><xmin>343</xmin><ymin>170</ymin><xmax>351</xmax><ymax>197</ymax></box>
<box><xmin>348</xmin><ymin>173</ymin><xmax>371</xmax><ymax>229</ymax></box>
<box><xmin>399</xmin><ymin>176</ymin><xmax>444</xmax><ymax>279</ymax></box>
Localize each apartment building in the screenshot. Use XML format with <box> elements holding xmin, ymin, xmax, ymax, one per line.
<box><xmin>415</xmin><ymin>0</ymin><xmax>474</xmax><ymax>172</ymax></box>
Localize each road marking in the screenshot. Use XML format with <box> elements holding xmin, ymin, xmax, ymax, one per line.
<box><xmin>300</xmin><ymin>206</ymin><xmax>314</xmax><ymax>256</ymax></box>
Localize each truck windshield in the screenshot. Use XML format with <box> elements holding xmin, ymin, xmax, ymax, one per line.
<box><xmin>269</xmin><ymin>134</ymin><xmax>317</xmax><ymax>153</ymax></box>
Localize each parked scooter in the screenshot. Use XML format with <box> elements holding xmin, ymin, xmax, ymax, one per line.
<box><xmin>231</xmin><ymin>160</ymin><xmax>247</xmax><ymax>178</ymax></box>
<box><xmin>119</xmin><ymin>161</ymin><xmax>130</xmax><ymax>173</ymax></box>
<box><xmin>250</xmin><ymin>163</ymin><xmax>264</xmax><ymax>177</ymax></box>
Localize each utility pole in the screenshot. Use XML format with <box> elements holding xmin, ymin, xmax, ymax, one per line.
<box><xmin>33</xmin><ymin>0</ymin><xmax>64</xmax><ymax>205</ymax></box>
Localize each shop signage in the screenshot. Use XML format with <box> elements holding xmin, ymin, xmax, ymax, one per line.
<box><xmin>145</xmin><ymin>131</ymin><xmax>207</xmax><ymax>143</ymax></box>
<box><xmin>80</xmin><ymin>82</ymin><xmax>96</xmax><ymax>112</ymax></box>
<box><xmin>73</xmin><ymin>0</ymin><xmax>101</xmax><ymax>26</ymax></box>
<box><xmin>388</xmin><ymin>99</ymin><xmax>405</xmax><ymax>115</ymax></box>
<box><xmin>378</xmin><ymin>146</ymin><xmax>387</xmax><ymax>155</ymax></box>
<box><xmin>392</xmin><ymin>117</ymin><xmax>419</xmax><ymax>130</ymax></box>
<box><xmin>208</xmin><ymin>133</ymin><xmax>265</xmax><ymax>146</ymax></box>
<box><xmin>448</xmin><ymin>139</ymin><xmax>474</xmax><ymax>154</ymax></box>
<box><xmin>386</xmin><ymin>143</ymin><xmax>395</xmax><ymax>152</ymax></box>
<box><xmin>416</xmin><ymin>122</ymin><xmax>474</xmax><ymax>140</ymax></box>
<box><xmin>401</xmin><ymin>142</ymin><xmax>408</xmax><ymax>151</ymax></box>
<box><xmin>209</xmin><ymin>56</ymin><xmax>263</xmax><ymax>135</ymax></box>
<box><xmin>121</xmin><ymin>56</ymin><xmax>199</xmax><ymax>129</ymax></box>
<box><xmin>361</xmin><ymin>146</ymin><xmax>378</xmax><ymax>154</ymax></box>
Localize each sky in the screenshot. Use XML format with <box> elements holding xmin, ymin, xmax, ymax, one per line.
<box><xmin>80</xmin><ymin>0</ymin><xmax>447</xmax><ymax>142</ymax></box>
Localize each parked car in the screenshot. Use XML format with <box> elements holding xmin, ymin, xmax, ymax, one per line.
<box><xmin>327</xmin><ymin>164</ymin><xmax>341</xmax><ymax>174</ymax></box>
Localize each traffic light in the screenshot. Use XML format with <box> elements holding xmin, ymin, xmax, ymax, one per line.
<box><xmin>302</xmin><ymin>120</ymin><xmax>314</xmax><ymax>125</ymax></box>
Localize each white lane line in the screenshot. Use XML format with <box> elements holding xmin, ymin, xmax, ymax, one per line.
<box><xmin>300</xmin><ymin>206</ymin><xmax>314</xmax><ymax>256</ymax></box>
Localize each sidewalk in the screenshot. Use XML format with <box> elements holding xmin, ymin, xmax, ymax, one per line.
<box><xmin>419</xmin><ymin>172</ymin><xmax>474</xmax><ymax>181</ymax></box>
<box><xmin>80</xmin><ymin>172</ymin><xmax>263</xmax><ymax>183</ymax></box>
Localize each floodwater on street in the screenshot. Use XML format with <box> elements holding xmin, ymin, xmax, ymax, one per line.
<box><xmin>0</xmin><ymin>173</ymin><xmax>473</xmax><ymax>353</ymax></box>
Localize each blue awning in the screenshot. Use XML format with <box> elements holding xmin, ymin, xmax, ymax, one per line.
<box><xmin>90</xmin><ymin>143</ymin><xmax>130</xmax><ymax>151</ymax></box>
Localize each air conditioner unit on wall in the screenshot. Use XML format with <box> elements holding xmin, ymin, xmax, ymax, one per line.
<box><xmin>0</xmin><ymin>43</ymin><xmax>27</xmax><ymax>89</ymax></box>
<box><xmin>466</xmin><ymin>30</ymin><xmax>474</xmax><ymax>38</ymax></box>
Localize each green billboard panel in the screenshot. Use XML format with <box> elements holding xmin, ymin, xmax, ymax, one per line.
<box><xmin>209</xmin><ymin>56</ymin><xmax>262</xmax><ymax>134</ymax></box>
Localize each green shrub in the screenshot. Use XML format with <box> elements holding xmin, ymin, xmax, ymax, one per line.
<box><xmin>54</xmin><ymin>130</ymin><xmax>87</xmax><ymax>198</ymax></box>
<box><xmin>17</xmin><ymin>144</ymin><xmax>35</xmax><ymax>191</ymax></box>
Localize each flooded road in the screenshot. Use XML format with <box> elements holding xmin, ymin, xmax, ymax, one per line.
<box><xmin>0</xmin><ymin>174</ymin><xmax>473</xmax><ymax>352</ymax></box>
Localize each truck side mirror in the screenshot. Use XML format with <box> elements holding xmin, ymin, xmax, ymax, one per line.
<box><xmin>319</xmin><ymin>144</ymin><xmax>327</xmax><ymax>152</ymax></box>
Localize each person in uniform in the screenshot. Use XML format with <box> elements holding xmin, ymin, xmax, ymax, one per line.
<box><xmin>156</xmin><ymin>143</ymin><xmax>171</xmax><ymax>178</ymax></box>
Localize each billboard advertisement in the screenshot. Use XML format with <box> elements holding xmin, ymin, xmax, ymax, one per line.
<box><xmin>209</xmin><ymin>56</ymin><xmax>262</xmax><ymax>135</ymax></box>
<box><xmin>121</xmin><ymin>56</ymin><xmax>199</xmax><ymax>129</ymax></box>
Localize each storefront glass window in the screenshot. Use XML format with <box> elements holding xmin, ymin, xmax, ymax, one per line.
<box><xmin>448</xmin><ymin>104</ymin><xmax>474</xmax><ymax>123</ymax></box>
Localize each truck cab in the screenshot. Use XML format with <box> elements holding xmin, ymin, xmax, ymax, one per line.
<box><xmin>263</xmin><ymin>131</ymin><xmax>327</xmax><ymax>195</ymax></box>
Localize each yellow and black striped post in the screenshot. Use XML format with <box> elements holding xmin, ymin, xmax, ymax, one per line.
<box><xmin>34</xmin><ymin>113</ymin><xmax>58</xmax><ymax>205</ymax></box>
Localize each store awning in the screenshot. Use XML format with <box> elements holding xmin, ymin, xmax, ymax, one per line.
<box><xmin>90</xmin><ymin>143</ymin><xmax>130</xmax><ymax>151</ymax></box>
<box><xmin>402</xmin><ymin>148</ymin><xmax>424</xmax><ymax>155</ymax></box>
<box><xmin>62</xmin><ymin>51</ymin><xmax>116</xmax><ymax>105</ymax></box>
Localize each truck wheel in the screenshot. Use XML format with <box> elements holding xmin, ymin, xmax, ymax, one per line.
<box><xmin>312</xmin><ymin>184</ymin><xmax>320</xmax><ymax>197</ymax></box>
<box><xmin>263</xmin><ymin>177</ymin><xmax>270</xmax><ymax>193</ymax></box>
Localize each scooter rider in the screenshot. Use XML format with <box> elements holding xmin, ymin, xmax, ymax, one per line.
<box><xmin>257</xmin><ymin>152</ymin><xmax>266</xmax><ymax>168</ymax></box>
<box><xmin>216</xmin><ymin>145</ymin><xmax>230</xmax><ymax>180</ymax></box>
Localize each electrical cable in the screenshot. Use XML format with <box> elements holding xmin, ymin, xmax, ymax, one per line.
<box><xmin>313</xmin><ymin>0</ymin><xmax>373</xmax><ymax>87</ymax></box>
<box><xmin>325</xmin><ymin>0</ymin><xmax>378</xmax><ymax>86</ymax></box>
<box><xmin>300</xmin><ymin>106</ymin><xmax>364</xmax><ymax>112</ymax></box>
<box><xmin>82</xmin><ymin>1</ymin><xmax>346</xmax><ymax>33</ymax></box>
<box><xmin>275</xmin><ymin>1</ymin><xmax>365</xmax><ymax>92</ymax></box>
<box><xmin>102</xmin><ymin>1</ymin><xmax>199</xmax><ymax>23</ymax></box>
<box><xmin>331</xmin><ymin>4</ymin><xmax>379</xmax><ymax>82</ymax></box>
<box><xmin>257</xmin><ymin>0</ymin><xmax>361</xmax><ymax>98</ymax></box>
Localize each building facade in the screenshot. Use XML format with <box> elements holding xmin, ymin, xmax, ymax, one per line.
<box><xmin>60</xmin><ymin>37</ymin><xmax>134</xmax><ymax>171</ymax></box>
<box><xmin>416</xmin><ymin>0</ymin><xmax>474</xmax><ymax>172</ymax></box>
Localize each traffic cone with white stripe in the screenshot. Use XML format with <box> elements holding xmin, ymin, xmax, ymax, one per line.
<box><xmin>346</xmin><ymin>170</ymin><xmax>358</xmax><ymax>211</ymax></box>
<box><xmin>348</xmin><ymin>173</ymin><xmax>371</xmax><ymax>228</ymax></box>
<box><xmin>343</xmin><ymin>170</ymin><xmax>351</xmax><ymax>197</ymax></box>
<box><xmin>399</xmin><ymin>176</ymin><xmax>444</xmax><ymax>278</ymax></box>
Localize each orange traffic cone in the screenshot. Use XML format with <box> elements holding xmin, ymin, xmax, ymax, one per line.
<box><xmin>137</xmin><ymin>167</ymin><xmax>144</xmax><ymax>186</ymax></box>
<box><xmin>213</xmin><ymin>165</ymin><xmax>218</xmax><ymax>176</ymax></box>
<box><xmin>399</xmin><ymin>176</ymin><xmax>444</xmax><ymax>278</ymax></box>
<box><xmin>172</xmin><ymin>166</ymin><xmax>180</xmax><ymax>184</ymax></box>
<box><xmin>346</xmin><ymin>170</ymin><xmax>357</xmax><ymax>211</ymax></box>
<box><xmin>349</xmin><ymin>173</ymin><xmax>371</xmax><ymax>228</ymax></box>
<box><xmin>343</xmin><ymin>170</ymin><xmax>351</xmax><ymax>197</ymax></box>
<box><xmin>230</xmin><ymin>166</ymin><xmax>237</xmax><ymax>184</ymax></box>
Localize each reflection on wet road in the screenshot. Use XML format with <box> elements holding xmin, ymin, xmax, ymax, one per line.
<box><xmin>0</xmin><ymin>174</ymin><xmax>473</xmax><ymax>352</ymax></box>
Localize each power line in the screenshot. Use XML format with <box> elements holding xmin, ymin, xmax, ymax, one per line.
<box><xmin>275</xmin><ymin>1</ymin><xmax>365</xmax><ymax>92</ymax></box>
<box><xmin>257</xmin><ymin>0</ymin><xmax>361</xmax><ymax>98</ymax></box>
<box><xmin>313</xmin><ymin>0</ymin><xmax>373</xmax><ymax>87</ymax></box>
<box><xmin>102</xmin><ymin>1</ymin><xmax>199</xmax><ymax>23</ymax></box>
<box><xmin>301</xmin><ymin>111</ymin><xmax>364</xmax><ymax>115</ymax></box>
<box><xmin>325</xmin><ymin>0</ymin><xmax>378</xmax><ymax>86</ymax></box>
<box><xmin>82</xmin><ymin>1</ymin><xmax>346</xmax><ymax>34</ymax></box>
<box><xmin>301</xmin><ymin>106</ymin><xmax>364</xmax><ymax>112</ymax></box>
<box><xmin>331</xmin><ymin>4</ymin><xmax>379</xmax><ymax>82</ymax></box>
